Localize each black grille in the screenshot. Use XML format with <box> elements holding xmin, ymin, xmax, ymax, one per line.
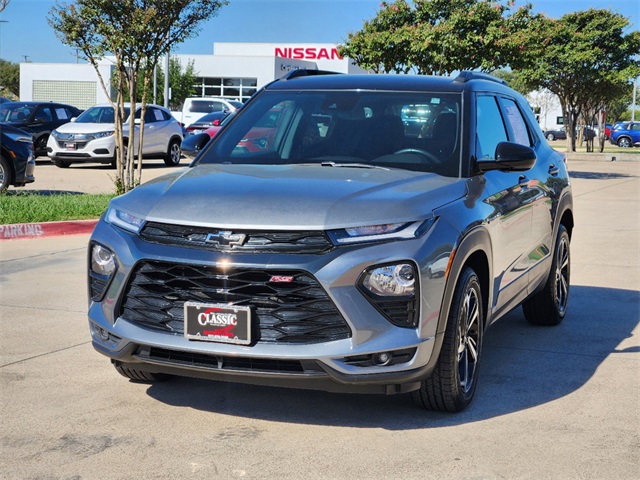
<box><xmin>120</xmin><ymin>261</ymin><xmax>351</xmax><ymax>344</ymax></box>
<box><xmin>140</xmin><ymin>222</ymin><xmax>334</xmax><ymax>255</ymax></box>
<box><xmin>136</xmin><ymin>346</ymin><xmax>311</xmax><ymax>373</ymax></box>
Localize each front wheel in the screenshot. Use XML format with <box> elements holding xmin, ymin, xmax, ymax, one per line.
<box><xmin>523</xmin><ymin>225</ymin><xmax>570</xmax><ymax>326</ymax></box>
<box><xmin>546</xmin><ymin>133</ymin><xmax>555</xmax><ymax>141</ymax></box>
<box><xmin>617</xmin><ymin>137</ymin><xmax>632</xmax><ymax>148</ymax></box>
<box><xmin>0</xmin><ymin>156</ymin><xmax>12</xmax><ymax>192</ymax></box>
<box><xmin>412</xmin><ymin>267</ymin><xmax>483</xmax><ymax>412</ymax></box>
<box><xmin>164</xmin><ymin>138</ymin><xmax>182</xmax><ymax>166</ymax></box>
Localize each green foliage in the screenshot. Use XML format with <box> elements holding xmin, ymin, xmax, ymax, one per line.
<box><xmin>48</xmin><ymin>0</ymin><xmax>228</xmax><ymax>193</ymax></box>
<box><xmin>0</xmin><ymin>192</ymin><xmax>115</xmax><ymax>224</ymax></box>
<box><xmin>512</xmin><ymin>9</ymin><xmax>640</xmax><ymax>151</ymax></box>
<box><xmin>0</xmin><ymin>58</ymin><xmax>20</xmax><ymax>97</ymax></box>
<box><xmin>339</xmin><ymin>0</ymin><xmax>539</xmax><ymax>75</ymax></box>
<box><xmin>116</xmin><ymin>57</ymin><xmax>197</xmax><ymax>110</ymax></box>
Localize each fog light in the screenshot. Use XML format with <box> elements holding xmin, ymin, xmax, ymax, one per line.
<box><xmin>96</xmin><ymin>326</ymin><xmax>110</xmax><ymax>341</ymax></box>
<box><xmin>373</xmin><ymin>352</ymin><xmax>393</xmax><ymax>366</ymax></box>
<box><xmin>91</xmin><ymin>244</ymin><xmax>116</xmax><ymax>276</ymax></box>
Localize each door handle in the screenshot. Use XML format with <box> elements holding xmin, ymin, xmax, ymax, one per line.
<box><xmin>518</xmin><ymin>175</ymin><xmax>529</xmax><ymax>187</ymax></box>
<box><xmin>549</xmin><ymin>164</ymin><xmax>560</xmax><ymax>176</ymax></box>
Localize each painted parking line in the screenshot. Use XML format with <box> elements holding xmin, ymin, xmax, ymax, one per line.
<box><xmin>0</xmin><ymin>219</ymin><xmax>98</xmax><ymax>240</ymax></box>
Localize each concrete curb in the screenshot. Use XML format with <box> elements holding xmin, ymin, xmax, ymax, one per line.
<box><xmin>0</xmin><ymin>219</ymin><xmax>98</xmax><ymax>241</ymax></box>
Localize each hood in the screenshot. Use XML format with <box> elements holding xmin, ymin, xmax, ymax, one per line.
<box><xmin>111</xmin><ymin>164</ymin><xmax>466</xmax><ymax>230</ymax></box>
<box><xmin>55</xmin><ymin>121</ymin><xmax>129</xmax><ymax>134</ymax></box>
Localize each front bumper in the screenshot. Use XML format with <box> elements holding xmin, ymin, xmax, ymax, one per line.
<box><xmin>88</xmin><ymin>217</ymin><xmax>454</xmax><ymax>394</ymax></box>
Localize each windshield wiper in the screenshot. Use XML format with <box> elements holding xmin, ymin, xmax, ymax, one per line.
<box><xmin>320</xmin><ymin>161</ymin><xmax>389</xmax><ymax>170</ymax></box>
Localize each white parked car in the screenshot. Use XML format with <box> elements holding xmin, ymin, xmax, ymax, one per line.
<box><xmin>47</xmin><ymin>103</ymin><xmax>183</xmax><ymax>168</ymax></box>
<box><xmin>180</xmin><ymin>97</ymin><xmax>243</xmax><ymax>127</ymax></box>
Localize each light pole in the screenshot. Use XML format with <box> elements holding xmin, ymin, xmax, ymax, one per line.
<box><xmin>0</xmin><ymin>20</ymin><xmax>8</xmax><ymax>60</ymax></box>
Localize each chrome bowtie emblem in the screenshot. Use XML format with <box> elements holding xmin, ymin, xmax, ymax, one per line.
<box><xmin>205</xmin><ymin>231</ymin><xmax>247</xmax><ymax>247</ymax></box>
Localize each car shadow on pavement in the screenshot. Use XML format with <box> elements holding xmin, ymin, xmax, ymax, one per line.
<box><xmin>568</xmin><ymin>171</ymin><xmax>636</xmax><ymax>180</ymax></box>
<box><xmin>145</xmin><ymin>285</ymin><xmax>638</xmax><ymax>429</ymax></box>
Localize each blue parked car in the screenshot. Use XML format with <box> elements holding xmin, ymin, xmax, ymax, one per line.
<box><xmin>610</xmin><ymin>122</ymin><xmax>640</xmax><ymax>148</ymax></box>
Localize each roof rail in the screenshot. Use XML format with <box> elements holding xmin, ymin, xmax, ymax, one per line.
<box><xmin>280</xmin><ymin>69</ymin><xmax>342</xmax><ymax>81</ymax></box>
<box><xmin>454</xmin><ymin>71</ymin><xmax>507</xmax><ymax>86</ymax></box>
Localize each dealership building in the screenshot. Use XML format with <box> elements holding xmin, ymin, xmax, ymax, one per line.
<box><xmin>19</xmin><ymin>42</ymin><xmax>367</xmax><ymax>110</ymax></box>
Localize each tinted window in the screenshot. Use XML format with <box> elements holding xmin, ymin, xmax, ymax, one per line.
<box><xmin>190</xmin><ymin>100</ymin><xmax>224</xmax><ymax>113</ymax></box>
<box><xmin>501</xmin><ymin>98</ymin><xmax>531</xmax><ymax>146</ymax></box>
<box><xmin>476</xmin><ymin>96</ymin><xmax>507</xmax><ymax>159</ymax></box>
<box><xmin>35</xmin><ymin>106</ymin><xmax>53</xmax><ymax>123</ymax></box>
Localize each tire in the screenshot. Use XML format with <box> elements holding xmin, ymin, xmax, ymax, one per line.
<box><xmin>522</xmin><ymin>225</ymin><xmax>570</xmax><ymax>326</ymax></box>
<box><xmin>412</xmin><ymin>267</ymin><xmax>483</xmax><ymax>412</ymax></box>
<box><xmin>114</xmin><ymin>364</ymin><xmax>171</xmax><ymax>383</ymax></box>
<box><xmin>546</xmin><ymin>133</ymin><xmax>555</xmax><ymax>141</ymax></box>
<box><xmin>53</xmin><ymin>158</ymin><xmax>71</xmax><ymax>168</ymax></box>
<box><xmin>35</xmin><ymin>134</ymin><xmax>49</xmax><ymax>156</ymax></box>
<box><xmin>0</xmin><ymin>156</ymin><xmax>13</xmax><ymax>192</ymax></box>
<box><xmin>617</xmin><ymin>137</ymin><xmax>632</xmax><ymax>148</ymax></box>
<box><xmin>164</xmin><ymin>138</ymin><xmax>181</xmax><ymax>166</ymax></box>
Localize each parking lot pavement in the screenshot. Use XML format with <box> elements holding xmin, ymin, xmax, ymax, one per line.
<box><xmin>20</xmin><ymin>157</ymin><xmax>189</xmax><ymax>195</ymax></box>
<box><xmin>0</xmin><ymin>159</ymin><xmax>638</xmax><ymax>479</ymax></box>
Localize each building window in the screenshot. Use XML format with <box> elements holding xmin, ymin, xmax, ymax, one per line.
<box><xmin>556</xmin><ymin>116</ymin><xmax>564</xmax><ymax>125</ymax></box>
<box><xmin>192</xmin><ymin>77</ymin><xmax>258</xmax><ymax>102</ymax></box>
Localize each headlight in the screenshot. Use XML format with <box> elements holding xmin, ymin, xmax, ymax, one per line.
<box><xmin>91</xmin><ymin>244</ymin><xmax>116</xmax><ymax>276</ymax></box>
<box><xmin>358</xmin><ymin>261</ymin><xmax>420</xmax><ymax>328</ymax></box>
<box><xmin>328</xmin><ymin>218</ymin><xmax>435</xmax><ymax>245</ymax></box>
<box><xmin>4</xmin><ymin>131</ymin><xmax>32</xmax><ymax>143</ymax></box>
<box><xmin>105</xmin><ymin>207</ymin><xmax>145</xmax><ymax>233</ymax></box>
<box><xmin>361</xmin><ymin>263</ymin><xmax>416</xmax><ymax>296</ymax></box>
<box><xmin>91</xmin><ymin>130</ymin><xmax>114</xmax><ymax>139</ymax></box>
<box><xmin>89</xmin><ymin>243</ymin><xmax>117</xmax><ymax>302</ymax></box>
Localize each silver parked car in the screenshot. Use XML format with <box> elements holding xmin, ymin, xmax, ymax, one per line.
<box><xmin>88</xmin><ymin>70</ymin><xmax>573</xmax><ymax>412</ymax></box>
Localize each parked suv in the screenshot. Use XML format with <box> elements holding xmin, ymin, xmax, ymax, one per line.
<box><xmin>0</xmin><ymin>101</ymin><xmax>82</xmax><ymax>157</ymax></box>
<box><xmin>609</xmin><ymin>122</ymin><xmax>640</xmax><ymax>148</ymax></box>
<box><xmin>47</xmin><ymin>103</ymin><xmax>183</xmax><ymax>167</ymax></box>
<box><xmin>88</xmin><ymin>70</ymin><xmax>573</xmax><ymax>412</ymax></box>
<box><xmin>180</xmin><ymin>97</ymin><xmax>243</xmax><ymax>127</ymax></box>
<box><xmin>0</xmin><ymin>124</ymin><xmax>35</xmax><ymax>192</ymax></box>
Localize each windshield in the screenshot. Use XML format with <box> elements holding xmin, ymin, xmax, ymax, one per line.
<box><xmin>196</xmin><ymin>90</ymin><xmax>461</xmax><ymax>176</ymax></box>
<box><xmin>75</xmin><ymin>106</ymin><xmax>130</xmax><ymax>124</ymax></box>
<box><xmin>0</xmin><ymin>104</ymin><xmax>35</xmax><ymax>122</ymax></box>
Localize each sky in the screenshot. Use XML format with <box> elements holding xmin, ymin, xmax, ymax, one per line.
<box><xmin>0</xmin><ymin>0</ymin><xmax>638</xmax><ymax>65</ymax></box>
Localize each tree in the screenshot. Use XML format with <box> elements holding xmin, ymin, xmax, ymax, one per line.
<box><xmin>513</xmin><ymin>9</ymin><xmax>640</xmax><ymax>152</ymax></box>
<box><xmin>0</xmin><ymin>59</ymin><xmax>19</xmax><ymax>98</ymax></box>
<box><xmin>49</xmin><ymin>0</ymin><xmax>228</xmax><ymax>194</ymax></box>
<box><xmin>339</xmin><ymin>0</ymin><xmax>539</xmax><ymax>75</ymax></box>
<box><xmin>0</xmin><ymin>1</ymin><xmax>9</xmax><ymax>13</ymax></box>
<box><xmin>117</xmin><ymin>57</ymin><xmax>197</xmax><ymax>111</ymax></box>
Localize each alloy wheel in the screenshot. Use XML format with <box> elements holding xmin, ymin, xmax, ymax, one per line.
<box><xmin>457</xmin><ymin>287</ymin><xmax>481</xmax><ymax>394</ymax></box>
<box><xmin>555</xmin><ymin>236</ymin><xmax>570</xmax><ymax>315</ymax></box>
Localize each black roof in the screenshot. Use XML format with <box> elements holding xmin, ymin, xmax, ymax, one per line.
<box><xmin>267</xmin><ymin>70</ymin><xmax>513</xmax><ymax>95</ymax></box>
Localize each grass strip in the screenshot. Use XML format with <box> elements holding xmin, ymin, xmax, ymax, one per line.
<box><xmin>0</xmin><ymin>192</ymin><xmax>115</xmax><ymax>225</ymax></box>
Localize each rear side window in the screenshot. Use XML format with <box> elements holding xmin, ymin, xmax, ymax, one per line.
<box><xmin>190</xmin><ymin>100</ymin><xmax>225</xmax><ymax>113</ymax></box>
<box><xmin>501</xmin><ymin>98</ymin><xmax>531</xmax><ymax>146</ymax></box>
<box><xmin>476</xmin><ymin>96</ymin><xmax>507</xmax><ymax>159</ymax></box>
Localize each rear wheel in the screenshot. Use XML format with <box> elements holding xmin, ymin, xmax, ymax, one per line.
<box><xmin>546</xmin><ymin>133</ymin><xmax>555</xmax><ymax>141</ymax></box>
<box><xmin>114</xmin><ymin>363</ymin><xmax>171</xmax><ymax>383</ymax></box>
<box><xmin>164</xmin><ymin>138</ymin><xmax>181</xmax><ymax>166</ymax></box>
<box><xmin>412</xmin><ymin>267</ymin><xmax>483</xmax><ymax>412</ymax></box>
<box><xmin>617</xmin><ymin>137</ymin><xmax>632</xmax><ymax>148</ymax></box>
<box><xmin>523</xmin><ymin>225</ymin><xmax>570</xmax><ymax>326</ymax></box>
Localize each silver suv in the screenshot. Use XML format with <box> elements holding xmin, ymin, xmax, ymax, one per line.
<box><xmin>88</xmin><ymin>70</ymin><xmax>573</xmax><ymax>412</ymax></box>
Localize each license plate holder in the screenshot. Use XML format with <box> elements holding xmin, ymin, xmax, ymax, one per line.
<box><xmin>184</xmin><ymin>302</ymin><xmax>251</xmax><ymax>345</ymax></box>
<box><xmin>65</xmin><ymin>142</ymin><xmax>76</xmax><ymax>150</ymax></box>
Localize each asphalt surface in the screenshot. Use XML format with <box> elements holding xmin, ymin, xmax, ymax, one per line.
<box><xmin>0</xmin><ymin>158</ymin><xmax>638</xmax><ymax>479</ymax></box>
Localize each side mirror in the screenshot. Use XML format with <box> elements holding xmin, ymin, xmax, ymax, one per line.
<box><xmin>477</xmin><ymin>142</ymin><xmax>536</xmax><ymax>173</ymax></box>
<box><xmin>70</xmin><ymin>117</ymin><xmax>77</xmax><ymax>122</ymax></box>
<box><xmin>181</xmin><ymin>132</ymin><xmax>211</xmax><ymax>160</ymax></box>
<box><xmin>134</xmin><ymin>118</ymin><xmax>142</xmax><ymax>125</ymax></box>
